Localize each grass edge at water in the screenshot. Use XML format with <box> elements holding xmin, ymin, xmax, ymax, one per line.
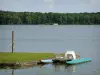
<box><xmin>0</xmin><ymin>52</ymin><xmax>56</xmax><ymax>63</ymax></box>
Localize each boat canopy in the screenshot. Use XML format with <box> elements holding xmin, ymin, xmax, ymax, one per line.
<box><xmin>65</xmin><ymin>51</ymin><xmax>76</xmax><ymax>60</ymax></box>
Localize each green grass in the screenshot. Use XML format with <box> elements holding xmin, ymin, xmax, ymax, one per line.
<box><xmin>0</xmin><ymin>52</ymin><xmax>55</xmax><ymax>63</ymax></box>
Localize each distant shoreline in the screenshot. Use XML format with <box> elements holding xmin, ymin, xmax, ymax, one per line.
<box><xmin>0</xmin><ymin>24</ymin><xmax>100</xmax><ymax>25</ymax></box>
<box><xmin>0</xmin><ymin>10</ymin><xmax>100</xmax><ymax>25</ymax></box>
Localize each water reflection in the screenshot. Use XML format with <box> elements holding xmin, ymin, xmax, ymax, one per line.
<box><xmin>39</xmin><ymin>64</ymin><xmax>76</xmax><ymax>73</ymax></box>
<box><xmin>10</xmin><ymin>64</ymin><xmax>76</xmax><ymax>75</ymax></box>
<box><xmin>11</xmin><ymin>70</ymin><xmax>14</xmax><ymax>75</ymax></box>
<box><xmin>65</xmin><ymin>65</ymin><xmax>76</xmax><ymax>72</ymax></box>
<box><xmin>54</xmin><ymin>64</ymin><xmax>76</xmax><ymax>72</ymax></box>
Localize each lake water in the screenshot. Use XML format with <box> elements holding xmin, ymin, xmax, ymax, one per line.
<box><xmin>0</xmin><ymin>25</ymin><xmax>100</xmax><ymax>75</ymax></box>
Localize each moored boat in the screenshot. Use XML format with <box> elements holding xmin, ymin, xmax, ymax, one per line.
<box><xmin>66</xmin><ymin>58</ymin><xmax>92</xmax><ymax>65</ymax></box>
<box><xmin>39</xmin><ymin>50</ymin><xmax>92</xmax><ymax>65</ymax></box>
<box><xmin>38</xmin><ymin>59</ymin><xmax>53</xmax><ymax>64</ymax></box>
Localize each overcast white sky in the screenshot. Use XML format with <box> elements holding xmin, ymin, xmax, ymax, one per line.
<box><xmin>0</xmin><ymin>0</ymin><xmax>100</xmax><ymax>13</ymax></box>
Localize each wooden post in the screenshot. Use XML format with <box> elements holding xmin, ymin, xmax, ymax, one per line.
<box><xmin>12</xmin><ymin>70</ymin><xmax>14</xmax><ymax>75</ymax></box>
<box><xmin>12</xmin><ymin>31</ymin><xmax>14</xmax><ymax>53</ymax></box>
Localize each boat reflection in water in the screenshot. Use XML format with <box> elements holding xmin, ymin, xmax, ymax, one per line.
<box><xmin>39</xmin><ymin>64</ymin><xmax>76</xmax><ymax>73</ymax></box>
<box><xmin>53</xmin><ymin>64</ymin><xmax>76</xmax><ymax>72</ymax></box>
<box><xmin>65</xmin><ymin>65</ymin><xmax>76</xmax><ymax>72</ymax></box>
<box><xmin>10</xmin><ymin>64</ymin><xmax>76</xmax><ymax>75</ymax></box>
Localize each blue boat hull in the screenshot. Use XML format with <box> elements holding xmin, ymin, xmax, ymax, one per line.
<box><xmin>66</xmin><ymin>58</ymin><xmax>92</xmax><ymax>64</ymax></box>
<box><xmin>40</xmin><ymin>59</ymin><xmax>53</xmax><ymax>63</ymax></box>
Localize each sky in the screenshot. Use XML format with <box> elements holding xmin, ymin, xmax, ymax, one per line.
<box><xmin>0</xmin><ymin>0</ymin><xmax>100</xmax><ymax>13</ymax></box>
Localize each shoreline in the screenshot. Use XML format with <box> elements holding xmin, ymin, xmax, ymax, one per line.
<box><xmin>0</xmin><ymin>60</ymin><xmax>42</xmax><ymax>69</ymax></box>
<box><xmin>0</xmin><ymin>52</ymin><xmax>57</xmax><ymax>69</ymax></box>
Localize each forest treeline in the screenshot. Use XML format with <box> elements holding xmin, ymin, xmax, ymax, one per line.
<box><xmin>0</xmin><ymin>10</ymin><xmax>100</xmax><ymax>25</ymax></box>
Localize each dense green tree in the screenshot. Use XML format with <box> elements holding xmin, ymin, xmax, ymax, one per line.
<box><xmin>0</xmin><ymin>10</ymin><xmax>100</xmax><ymax>25</ymax></box>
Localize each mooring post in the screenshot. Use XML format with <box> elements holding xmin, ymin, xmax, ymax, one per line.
<box><xmin>12</xmin><ymin>70</ymin><xmax>14</xmax><ymax>75</ymax></box>
<box><xmin>12</xmin><ymin>31</ymin><xmax>14</xmax><ymax>53</ymax></box>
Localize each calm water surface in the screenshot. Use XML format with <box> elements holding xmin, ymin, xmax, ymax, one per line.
<box><xmin>0</xmin><ymin>25</ymin><xmax>100</xmax><ymax>75</ymax></box>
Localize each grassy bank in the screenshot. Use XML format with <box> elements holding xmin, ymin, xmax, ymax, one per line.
<box><xmin>0</xmin><ymin>52</ymin><xmax>55</xmax><ymax>63</ymax></box>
